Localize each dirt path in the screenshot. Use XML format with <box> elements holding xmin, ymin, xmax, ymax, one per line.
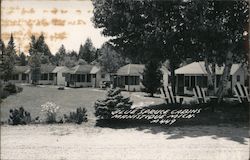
<box><xmin>1</xmin><ymin>124</ymin><xmax>249</xmax><ymax>160</ymax></box>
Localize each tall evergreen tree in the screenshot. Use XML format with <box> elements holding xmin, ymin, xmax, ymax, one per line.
<box><xmin>2</xmin><ymin>34</ymin><xmax>16</xmax><ymax>81</ymax></box>
<box><xmin>142</xmin><ymin>60</ymin><xmax>163</xmax><ymax>97</ymax></box>
<box><xmin>78</xmin><ymin>38</ymin><xmax>96</xmax><ymax>63</ymax></box>
<box><xmin>28</xmin><ymin>35</ymin><xmax>41</xmax><ymax>85</ymax></box>
<box><xmin>54</xmin><ymin>44</ymin><xmax>66</xmax><ymax>66</ymax></box>
<box><xmin>0</xmin><ymin>39</ymin><xmax>6</xmax><ymax>80</ymax></box>
<box><xmin>19</xmin><ymin>52</ymin><xmax>27</xmax><ymax>66</ymax></box>
<box><xmin>28</xmin><ymin>34</ymin><xmax>52</xmax><ymax>64</ymax></box>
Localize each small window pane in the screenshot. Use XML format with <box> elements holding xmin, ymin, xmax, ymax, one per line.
<box><xmin>184</xmin><ymin>76</ymin><xmax>189</xmax><ymax>87</ymax></box>
<box><xmin>237</xmin><ymin>75</ymin><xmax>240</xmax><ymax>82</ymax></box>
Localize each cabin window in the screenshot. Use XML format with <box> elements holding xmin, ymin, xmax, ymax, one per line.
<box><xmin>11</xmin><ymin>74</ymin><xmax>19</xmax><ymax>80</ymax></box>
<box><xmin>92</xmin><ymin>74</ymin><xmax>96</xmax><ymax>78</ymax></box>
<box><xmin>41</xmin><ymin>73</ymin><xmax>48</xmax><ymax>80</ymax></box>
<box><xmin>203</xmin><ymin>76</ymin><xmax>208</xmax><ymax>87</ymax></box>
<box><xmin>191</xmin><ymin>76</ymin><xmax>195</xmax><ymax>88</ymax></box>
<box><xmin>49</xmin><ymin>73</ymin><xmax>53</xmax><ymax>80</ymax></box>
<box><xmin>237</xmin><ymin>75</ymin><xmax>240</xmax><ymax>82</ymax></box>
<box><xmin>22</xmin><ymin>74</ymin><xmax>26</xmax><ymax>80</ymax></box>
<box><xmin>125</xmin><ymin>76</ymin><xmax>128</xmax><ymax>85</ymax></box>
<box><xmin>70</xmin><ymin>74</ymin><xmax>74</xmax><ymax>81</ymax></box>
<box><xmin>197</xmin><ymin>76</ymin><xmax>203</xmax><ymax>87</ymax></box>
<box><xmin>87</xmin><ymin>74</ymin><xmax>91</xmax><ymax>82</ymax></box>
<box><xmin>184</xmin><ymin>76</ymin><xmax>189</xmax><ymax>87</ymax></box>
<box><xmin>81</xmin><ymin>75</ymin><xmax>85</xmax><ymax>82</ymax></box>
<box><xmin>131</xmin><ymin>76</ymin><xmax>139</xmax><ymax>85</ymax></box>
<box><xmin>77</xmin><ymin>74</ymin><xmax>81</xmax><ymax>82</ymax></box>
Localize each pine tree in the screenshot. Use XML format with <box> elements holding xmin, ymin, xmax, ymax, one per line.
<box><xmin>78</xmin><ymin>38</ymin><xmax>96</xmax><ymax>63</ymax></box>
<box><xmin>19</xmin><ymin>52</ymin><xmax>27</xmax><ymax>66</ymax></box>
<box><xmin>54</xmin><ymin>44</ymin><xmax>66</xmax><ymax>65</ymax></box>
<box><xmin>28</xmin><ymin>34</ymin><xmax>52</xmax><ymax>64</ymax></box>
<box><xmin>28</xmin><ymin>35</ymin><xmax>37</xmax><ymax>56</ymax></box>
<box><xmin>2</xmin><ymin>34</ymin><xmax>16</xmax><ymax>81</ymax></box>
<box><xmin>36</xmin><ymin>33</ymin><xmax>52</xmax><ymax>57</ymax></box>
<box><xmin>28</xmin><ymin>35</ymin><xmax>41</xmax><ymax>85</ymax></box>
<box><xmin>95</xmin><ymin>88</ymin><xmax>133</xmax><ymax>120</ymax></box>
<box><xmin>142</xmin><ymin>60</ymin><xmax>163</xmax><ymax>97</ymax></box>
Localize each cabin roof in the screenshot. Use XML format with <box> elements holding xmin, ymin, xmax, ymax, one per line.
<box><xmin>175</xmin><ymin>61</ymin><xmax>242</xmax><ymax>75</ymax></box>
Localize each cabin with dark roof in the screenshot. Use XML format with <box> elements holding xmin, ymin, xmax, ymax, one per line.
<box><xmin>63</xmin><ymin>65</ymin><xmax>94</xmax><ymax>87</ymax></box>
<box><xmin>8</xmin><ymin>66</ymin><xmax>30</xmax><ymax>83</ymax></box>
<box><xmin>114</xmin><ymin>64</ymin><xmax>169</xmax><ymax>91</ymax></box>
<box><xmin>35</xmin><ymin>65</ymin><xmax>57</xmax><ymax>85</ymax></box>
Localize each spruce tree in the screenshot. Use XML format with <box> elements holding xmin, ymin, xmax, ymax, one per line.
<box><xmin>2</xmin><ymin>34</ymin><xmax>16</xmax><ymax>81</ymax></box>
<box><xmin>142</xmin><ymin>60</ymin><xmax>163</xmax><ymax>97</ymax></box>
<box><xmin>28</xmin><ymin>35</ymin><xmax>41</xmax><ymax>85</ymax></box>
<box><xmin>78</xmin><ymin>38</ymin><xmax>96</xmax><ymax>63</ymax></box>
<box><xmin>19</xmin><ymin>52</ymin><xmax>27</xmax><ymax>66</ymax></box>
<box><xmin>95</xmin><ymin>88</ymin><xmax>133</xmax><ymax>120</ymax></box>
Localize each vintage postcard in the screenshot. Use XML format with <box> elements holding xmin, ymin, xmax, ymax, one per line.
<box><xmin>0</xmin><ymin>0</ymin><xmax>249</xmax><ymax>160</ymax></box>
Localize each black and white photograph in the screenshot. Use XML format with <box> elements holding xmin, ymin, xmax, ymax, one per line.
<box><xmin>0</xmin><ymin>0</ymin><xmax>249</xmax><ymax>159</ymax></box>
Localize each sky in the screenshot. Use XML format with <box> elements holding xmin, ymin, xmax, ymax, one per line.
<box><xmin>1</xmin><ymin>0</ymin><xmax>110</xmax><ymax>54</ymax></box>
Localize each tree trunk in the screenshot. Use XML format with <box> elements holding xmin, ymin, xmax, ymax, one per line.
<box><xmin>204</xmin><ymin>57</ymin><xmax>213</xmax><ymax>96</ymax></box>
<box><xmin>170</xmin><ymin>61</ymin><xmax>176</xmax><ymax>95</ymax></box>
<box><xmin>211</xmin><ymin>61</ymin><xmax>216</xmax><ymax>95</ymax></box>
<box><xmin>217</xmin><ymin>50</ymin><xmax>233</xmax><ymax>103</ymax></box>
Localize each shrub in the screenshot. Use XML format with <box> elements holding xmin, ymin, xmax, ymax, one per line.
<box><xmin>41</xmin><ymin>102</ymin><xmax>60</xmax><ymax>123</ymax></box>
<box><xmin>8</xmin><ymin>107</ymin><xmax>31</xmax><ymax>125</ymax></box>
<box><xmin>3</xmin><ymin>82</ymin><xmax>23</xmax><ymax>94</ymax></box>
<box><xmin>95</xmin><ymin>88</ymin><xmax>133</xmax><ymax>120</ymax></box>
<box><xmin>4</xmin><ymin>82</ymin><xmax>17</xmax><ymax>94</ymax></box>
<box><xmin>1</xmin><ymin>90</ymin><xmax>10</xmax><ymax>99</ymax></box>
<box><xmin>64</xmin><ymin>107</ymin><xmax>88</xmax><ymax>124</ymax></box>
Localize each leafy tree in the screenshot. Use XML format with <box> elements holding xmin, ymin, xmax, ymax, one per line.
<box><xmin>77</xmin><ymin>59</ymin><xmax>88</xmax><ymax>65</ymax></box>
<box><xmin>98</xmin><ymin>43</ymin><xmax>126</xmax><ymax>73</ymax></box>
<box><xmin>142</xmin><ymin>60</ymin><xmax>163</xmax><ymax>97</ymax></box>
<box><xmin>2</xmin><ymin>34</ymin><xmax>16</xmax><ymax>81</ymax></box>
<box><xmin>186</xmin><ymin>1</ymin><xmax>249</xmax><ymax>101</ymax></box>
<box><xmin>92</xmin><ymin>0</ymin><xmax>189</xmax><ymax>94</ymax></box>
<box><xmin>78</xmin><ymin>38</ymin><xmax>96</xmax><ymax>63</ymax></box>
<box><xmin>186</xmin><ymin>1</ymin><xmax>248</xmax><ymax>98</ymax></box>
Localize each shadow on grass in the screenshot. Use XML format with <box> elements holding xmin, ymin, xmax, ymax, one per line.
<box><xmin>96</xmin><ymin>102</ymin><xmax>249</xmax><ymax>144</ymax></box>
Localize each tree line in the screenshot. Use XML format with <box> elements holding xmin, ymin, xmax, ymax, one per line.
<box><xmin>0</xmin><ymin>33</ymin><xmax>127</xmax><ymax>83</ymax></box>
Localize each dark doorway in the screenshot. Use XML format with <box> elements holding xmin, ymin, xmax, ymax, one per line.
<box><xmin>177</xmin><ymin>74</ymin><xmax>184</xmax><ymax>95</ymax></box>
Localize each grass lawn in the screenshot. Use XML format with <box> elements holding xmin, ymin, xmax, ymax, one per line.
<box><xmin>0</xmin><ymin>85</ymin><xmax>165</xmax><ymax>122</ymax></box>
<box><xmin>1</xmin><ymin>85</ymin><xmax>249</xmax><ymax>160</ymax></box>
